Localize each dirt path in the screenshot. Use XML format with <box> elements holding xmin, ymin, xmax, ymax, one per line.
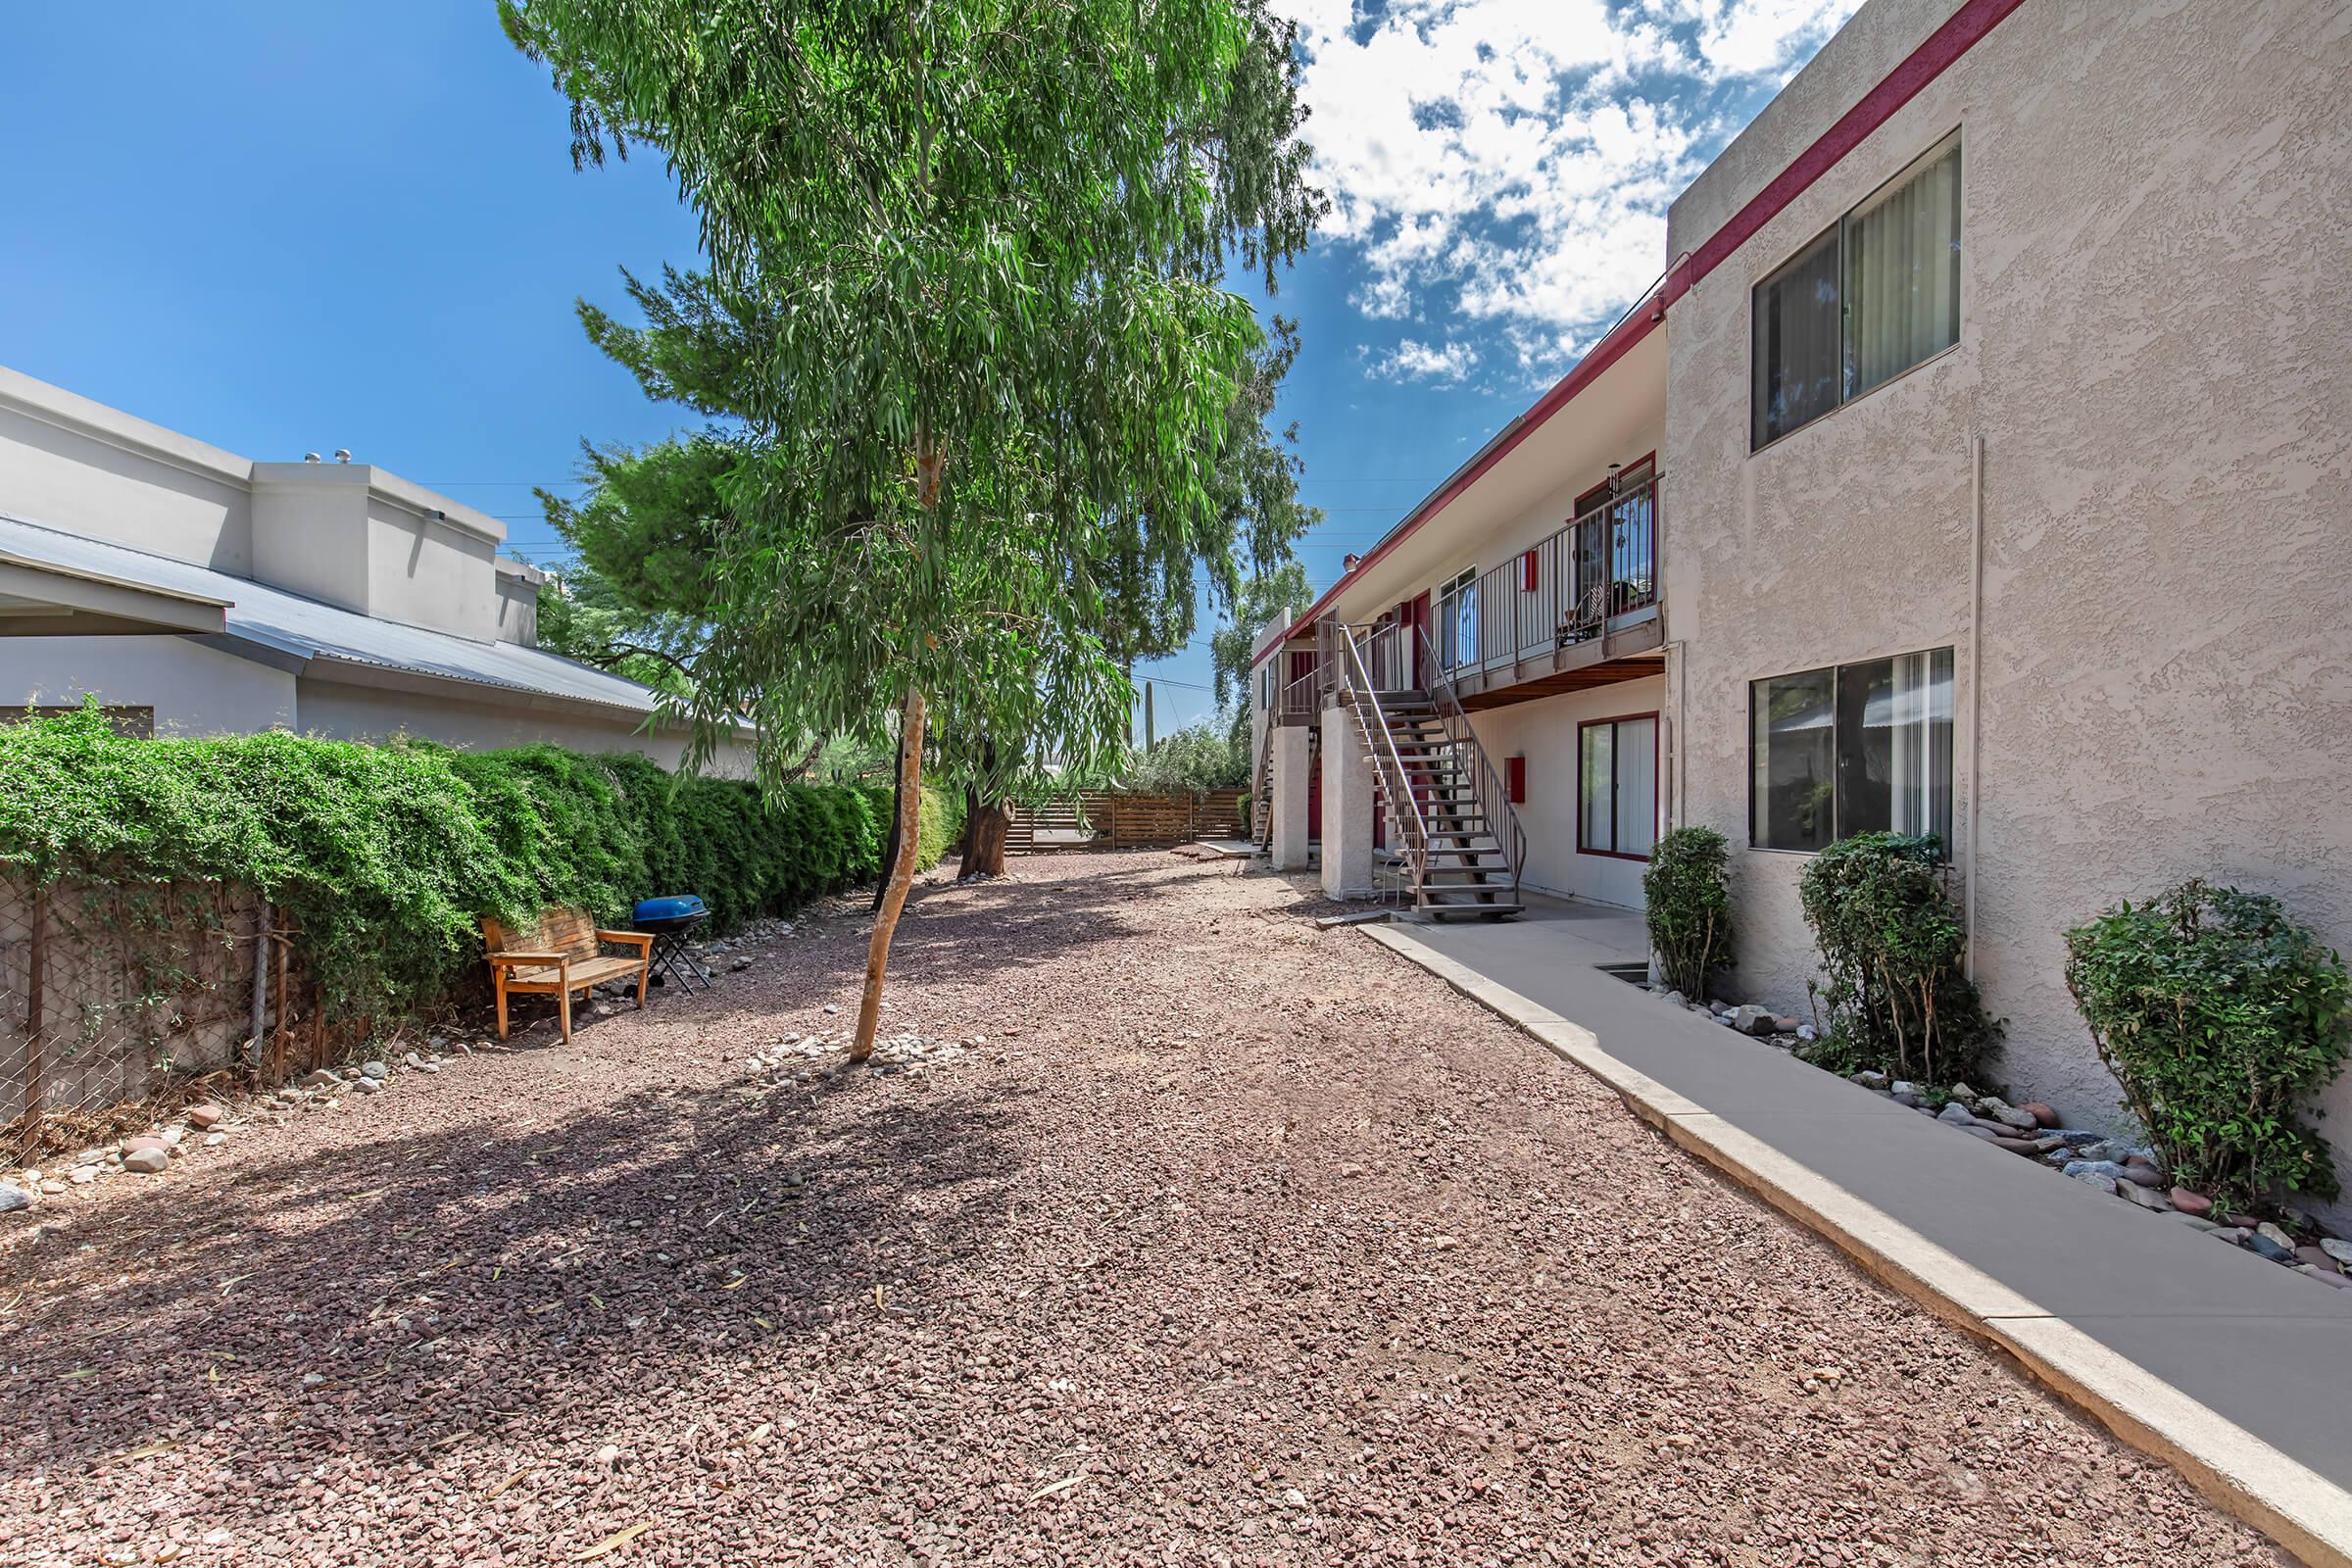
<box><xmin>0</xmin><ymin>854</ymin><xmax>2274</xmax><ymax>1567</ymax></box>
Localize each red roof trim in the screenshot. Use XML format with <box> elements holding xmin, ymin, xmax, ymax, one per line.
<box><xmin>1251</xmin><ymin>302</ymin><xmax>1661</xmax><ymax>667</ymax></box>
<box><xmin>1254</xmin><ymin>0</ymin><xmax>2033</xmax><ymax>669</ymax></box>
<box><xmin>1661</xmin><ymin>0</ymin><xmax>2031</xmax><ymax>309</ymax></box>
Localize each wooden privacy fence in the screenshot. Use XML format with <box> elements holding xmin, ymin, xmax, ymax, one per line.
<box><xmin>1005</xmin><ymin>789</ymin><xmax>1248</xmax><ymax>853</ymax></box>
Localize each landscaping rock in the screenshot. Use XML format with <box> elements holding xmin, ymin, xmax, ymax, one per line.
<box><xmin>2293</xmin><ymin>1246</ymin><xmax>2341</xmax><ymax>1273</ymax></box>
<box><xmin>186</xmin><ymin>1103</ymin><xmax>225</xmax><ymax>1130</ymax></box>
<box><xmin>2222</xmin><ymin>1212</ymin><xmax>2264</xmax><ymax>1232</ymax></box>
<box><xmin>2165</xmin><ymin>1212</ymin><xmax>2219</xmax><ymax>1233</ymax></box>
<box><xmin>0</xmin><ymin>1183</ymin><xmax>30</xmax><ymax>1213</ymax></box>
<box><xmin>1888</xmin><ymin>1090</ymin><xmax>1921</xmax><ymax>1108</ymax></box>
<box><xmin>1795</xmin><ymin>1023</ymin><xmax>1817</xmax><ymax>1043</ymax></box>
<box><xmin>352</xmin><ymin>1076</ymin><xmax>383</xmax><ymax>1095</ymax></box>
<box><xmin>1660</xmin><ymin>991</ymin><xmax>1686</xmax><ymax>1009</ymax></box>
<box><xmin>123</xmin><ymin>1135</ymin><xmax>169</xmax><ymax>1156</ymax></box>
<box><xmin>2247</xmin><ymin>1232</ymin><xmax>2296</xmax><ymax>1263</ymax></box>
<box><xmin>2073</xmin><ymin>1171</ymin><xmax>2118</xmax><ymax>1195</ymax></box>
<box><xmin>2301</xmin><ymin>1266</ymin><xmax>2352</xmax><ymax>1291</ymax></box>
<box><xmin>2168</xmin><ymin>1188</ymin><xmax>2214</xmax><ymax>1219</ymax></box>
<box><xmin>302</xmin><ymin>1069</ymin><xmax>340</xmax><ymax>1089</ymax></box>
<box><xmin>2255</xmin><ymin>1221</ymin><xmax>2297</xmax><ymax>1252</ymax></box>
<box><xmin>2119</xmin><ymin>1159</ymin><xmax>2164</xmax><ymax>1189</ymax></box>
<box><xmin>2017</xmin><ymin>1102</ymin><xmax>2059</xmax><ymax>1129</ymax></box>
<box><xmin>1959</xmin><ymin>1126</ymin><xmax>2001</xmax><ymax>1143</ymax></box>
<box><xmin>1686</xmin><ymin>1003</ymin><xmax>1714</xmax><ymax>1018</ymax></box>
<box><xmin>2207</xmin><ymin>1227</ymin><xmax>2248</xmax><ymax>1248</ymax></box>
<box><xmin>1850</xmin><ymin>1071</ymin><xmax>1889</xmax><ymax>1092</ymax></box>
<box><xmin>360</xmin><ymin>1059</ymin><xmax>390</xmax><ymax>1081</ymax></box>
<box><xmin>2115</xmin><ymin>1181</ymin><xmax>2173</xmax><ymax>1212</ymax></box>
<box><xmin>1990</xmin><ymin>1104</ymin><xmax>2041</xmax><ymax>1132</ymax></box>
<box><xmin>1990</xmin><ymin>1137</ymin><xmax>2043</xmax><ymax>1156</ymax></box>
<box><xmin>2321</xmin><ymin>1238</ymin><xmax>2352</xmax><ymax>1267</ymax></box>
<box><xmin>2063</xmin><ymin>1159</ymin><xmax>2129</xmax><ymax>1184</ymax></box>
<box><xmin>122</xmin><ymin>1148</ymin><xmax>169</xmax><ymax>1175</ymax></box>
<box><xmin>1729</xmin><ymin>1004</ymin><xmax>1775</xmax><ymax>1035</ymax></box>
<box><xmin>1948</xmin><ymin>1083</ymin><xmax>1980</xmax><ymax>1102</ymax></box>
<box><xmin>1936</xmin><ymin>1103</ymin><xmax>1975</xmax><ymax>1127</ymax></box>
<box><xmin>69</xmin><ymin>1167</ymin><xmax>97</xmax><ymax>1186</ymax></box>
<box><xmin>204</xmin><ymin>1133</ymin><xmax>227</xmax><ymax>1149</ymax></box>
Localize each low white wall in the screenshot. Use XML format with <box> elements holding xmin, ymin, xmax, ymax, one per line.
<box><xmin>3</xmin><ymin>637</ymin><xmax>297</xmax><ymax>735</ymax></box>
<box><xmin>1468</xmin><ymin>675</ymin><xmax>1664</xmax><ymax>911</ymax></box>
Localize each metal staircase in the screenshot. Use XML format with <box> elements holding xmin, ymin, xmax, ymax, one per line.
<box><xmin>1331</xmin><ymin>622</ymin><xmax>1525</xmax><ymax>920</ymax></box>
<box><xmin>1250</xmin><ymin>722</ymin><xmax>1276</xmax><ymax>854</ymax></box>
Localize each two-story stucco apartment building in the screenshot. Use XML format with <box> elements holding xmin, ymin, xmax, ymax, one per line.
<box><xmin>0</xmin><ymin>365</ymin><xmax>752</xmax><ymax>771</ymax></box>
<box><xmin>1250</xmin><ymin>0</ymin><xmax>2351</xmax><ymax>1195</ymax></box>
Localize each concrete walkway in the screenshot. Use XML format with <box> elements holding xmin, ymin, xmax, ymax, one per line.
<box><xmin>1384</xmin><ymin>898</ymin><xmax>2352</xmax><ymax>1498</ymax></box>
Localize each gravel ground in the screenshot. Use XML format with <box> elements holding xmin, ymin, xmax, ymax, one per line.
<box><xmin>0</xmin><ymin>853</ymin><xmax>2280</xmax><ymax>1568</ymax></box>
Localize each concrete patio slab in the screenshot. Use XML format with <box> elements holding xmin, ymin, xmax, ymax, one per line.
<box><xmin>1363</xmin><ymin>906</ymin><xmax>2352</xmax><ymax>1567</ymax></box>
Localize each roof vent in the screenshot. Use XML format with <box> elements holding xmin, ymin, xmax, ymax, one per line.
<box><xmin>1343</xmin><ymin>553</ymin><xmax>1361</xmax><ymax>573</ymax></box>
<box><xmin>303</xmin><ymin>452</ymin><xmax>321</xmax><ymax>464</ymax></box>
<box><xmin>333</xmin><ymin>449</ymin><xmax>353</xmax><ymax>465</ymax></box>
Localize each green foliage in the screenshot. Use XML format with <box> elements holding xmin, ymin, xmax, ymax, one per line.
<box><xmin>1796</xmin><ymin>832</ymin><xmax>2001</xmax><ymax>1085</ymax></box>
<box><xmin>1643</xmin><ymin>827</ymin><xmax>1734</xmax><ymax>1003</ymax></box>
<box><xmin>0</xmin><ymin>706</ymin><xmax>899</xmax><ymax>1021</ymax></box>
<box><xmin>1128</xmin><ymin>720</ymin><xmax>1249</xmax><ymax>795</ymax></box>
<box><xmin>500</xmin><ymin>0</ymin><xmax>1326</xmax><ymax>791</ymax></box>
<box><xmin>2065</xmin><ymin>880</ymin><xmax>2349</xmax><ymax>1208</ymax></box>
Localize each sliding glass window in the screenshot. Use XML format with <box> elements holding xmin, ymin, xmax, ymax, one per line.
<box><xmin>1750</xmin><ymin>650</ymin><xmax>1953</xmax><ymax>852</ymax></box>
<box><xmin>1752</xmin><ymin>134</ymin><xmax>1961</xmax><ymax>449</ymax></box>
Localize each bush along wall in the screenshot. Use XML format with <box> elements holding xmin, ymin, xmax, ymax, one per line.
<box><xmin>2066</xmin><ymin>880</ymin><xmax>2350</xmax><ymax>1213</ymax></box>
<box><xmin>0</xmin><ymin>706</ymin><xmax>952</xmax><ymax>1026</ymax></box>
<box><xmin>1643</xmin><ymin>826</ymin><xmax>1734</xmax><ymax>1003</ymax></box>
<box><xmin>1796</xmin><ymin>832</ymin><xmax>2002</xmax><ymax>1087</ymax></box>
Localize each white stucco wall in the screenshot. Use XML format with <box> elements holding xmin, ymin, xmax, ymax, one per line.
<box><xmin>1661</xmin><ymin>0</ymin><xmax>2352</xmax><ymax>1208</ymax></box>
<box><xmin>2</xmin><ymin>637</ymin><xmax>297</xmax><ymax>735</ymax></box>
<box><xmin>1470</xmin><ymin>675</ymin><xmax>1664</xmax><ymax>910</ymax></box>
<box><xmin>0</xmin><ymin>369</ymin><xmax>253</xmax><ymax>573</ymax></box>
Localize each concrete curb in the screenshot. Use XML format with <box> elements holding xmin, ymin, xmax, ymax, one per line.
<box><xmin>1361</xmin><ymin>922</ymin><xmax>2352</xmax><ymax>1568</ymax></box>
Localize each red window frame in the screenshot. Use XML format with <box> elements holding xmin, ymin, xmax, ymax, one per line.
<box><xmin>1577</xmin><ymin>710</ymin><xmax>1660</xmax><ymax>861</ymax></box>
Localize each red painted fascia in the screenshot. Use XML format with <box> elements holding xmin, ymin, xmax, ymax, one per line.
<box><xmin>1250</xmin><ymin>302</ymin><xmax>1662</xmax><ymax>668</ymax></box>
<box><xmin>1661</xmin><ymin>0</ymin><xmax>2031</xmax><ymax>309</ymax></box>
<box><xmin>1254</xmin><ymin>0</ymin><xmax>2034</xmax><ymax>670</ymax></box>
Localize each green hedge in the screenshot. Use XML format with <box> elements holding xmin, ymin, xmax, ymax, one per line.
<box><xmin>0</xmin><ymin>705</ymin><xmax>956</xmax><ymax>1021</ymax></box>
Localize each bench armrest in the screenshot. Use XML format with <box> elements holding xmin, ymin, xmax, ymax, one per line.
<box><xmin>488</xmin><ymin>950</ymin><xmax>567</xmax><ymax>966</ymax></box>
<box><xmin>596</xmin><ymin>931</ymin><xmax>656</xmax><ymax>954</ymax></box>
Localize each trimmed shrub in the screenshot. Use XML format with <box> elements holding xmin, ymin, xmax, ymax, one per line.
<box><xmin>1797</xmin><ymin>832</ymin><xmax>2001</xmax><ymax>1085</ymax></box>
<box><xmin>1643</xmin><ymin>826</ymin><xmax>1734</xmax><ymax>1002</ymax></box>
<box><xmin>2065</xmin><ymin>880</ymin><xmax>2349</xmax><ymax>1209</ymax></box>
<box><xmin>0</xmin><ymin>705</ymin><xmax>894</xmax><ymax>1020</ymax></box>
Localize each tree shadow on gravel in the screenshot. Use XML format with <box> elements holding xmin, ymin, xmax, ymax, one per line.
<box><xmin>3</xmin><ymin>1065</ymin><xmax>1031</xmax><ymax>1475</ymax></box>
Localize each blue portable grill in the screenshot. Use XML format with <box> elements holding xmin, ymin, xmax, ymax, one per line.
<box><xmin>632</xmin><ymin>895</ymin><xmax>712</xmax><ymax>992</ymax></box>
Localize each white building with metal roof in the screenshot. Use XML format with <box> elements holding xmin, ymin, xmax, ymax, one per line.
<box><xmin>0</xmin><ymin>364</ymin><xmax>751</xmax><ymax>770</ymax></box>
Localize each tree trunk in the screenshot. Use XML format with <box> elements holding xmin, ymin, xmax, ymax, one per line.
<box><xmin>955</xmin><ymin>736</ymin><xmax>1008</xmax><ymax>879</ymax></box>
<box><xmin>852</xmin><ymin>685</ymin><xmax>926</xmax><ymax>1062</ymax></box>
<box><xmin>958</xmin><ymin>793</ymin><xmax>1010</xmax><ymax>878</ymax></box>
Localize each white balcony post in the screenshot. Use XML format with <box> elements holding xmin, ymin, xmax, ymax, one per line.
<box><xmin>1270</xmin><ymin>725</ymin><xmax>1312</xmax><ymax>870</ymax></box>
<box><xmin>1320</xmin><ymin>701</ymin><xmax>1378</xmax><ymax>900</ymax></box>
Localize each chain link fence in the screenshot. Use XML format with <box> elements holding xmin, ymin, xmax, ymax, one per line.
<box><xmin>0</xmin><ymin>876</ymin><xmax>343</xmax><ymax>1164</ymax></box>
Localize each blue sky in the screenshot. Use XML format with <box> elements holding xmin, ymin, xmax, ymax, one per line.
<box><xmin>0</xmin><ymin>0</ymin><xmax>1857</xmax><ymax>739</ymax></box>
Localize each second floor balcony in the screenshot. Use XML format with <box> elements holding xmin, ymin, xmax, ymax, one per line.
<box><xmin>1424</xmin><ymin>468</ymin><xmax>1663</xmax><ymax>707</ymax></box>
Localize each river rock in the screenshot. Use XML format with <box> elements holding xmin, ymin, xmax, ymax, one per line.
<box><xmin>186</xmin><ymin>1103</ymin><xmax>225</xmax><ymax>1130</ymax></box>
<box><xmin>1851</xmin><ymin>1071</ymin><xmax>1890</xmax><ymax>1092</ymax></box>
<box><xmin>2073</xmin><ymin>1171</ymin><xmax>2119</xmax><ymax>1195</ymax></box>
<box><xmin>0</xmin><ymin>1183</ymin><xmax>30</xmax><ymax>1212</ymax></box>
<box><xmin>2016</xmin><ymin>1102</ymin><xmax>2059</xmax><ymax>1129</ymax></box>
<box><xmin>1729</xmin><ymin>1004</ymin><xmax>1775</xmax><ymax>1035</ymax></box>
<box><xmin>2322</xmin><ymin>1238</ymin><xmax>2352</xmax><ymax>1266</ymax></box>
<box><xmin>122</xmin><ymin>1148</ymin><xmax>169</xmax><ymax>1175</ymax></box>
<box><xmin>2063</xmin><ymin>1159</ymin><xmax>2129</xmax><ymax>1184</ymax></box>
<box><xmin>2168</xmin><ymin>1188</ymin><xmax>2214</xmax><ymax>1219</ymax></box>
<box><xmin>2247</xmin><ymin>1231</ymin><xmax>2296</xmax><ymax>1263</ymax></box>
<box><xmin>2115</xmin><ymin>1180</ymin><xmax>2173</xmax><ymax>1212</ymax></box>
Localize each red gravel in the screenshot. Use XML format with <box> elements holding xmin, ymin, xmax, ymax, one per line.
<box><xmin>0</xmin><ymin>853</ymin><xmax>2275</xmax><ymax>1567</ymax></box>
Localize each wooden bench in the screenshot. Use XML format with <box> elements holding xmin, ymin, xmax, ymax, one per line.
<box><xmin>482</xmin><ymin>906</ymin><xmax>655</xmax><ymax>1043</ymax></box>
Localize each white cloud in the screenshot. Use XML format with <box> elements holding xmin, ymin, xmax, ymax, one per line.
<box><xmin>1367</xmin><ymin>337</ymin><xmax>1483</xmax><ymax>384</ymax></box>
<box><xmin>1297</xmin><ymin>0</ymin><xmax>1865</xmax><ymax>383</ymax></box>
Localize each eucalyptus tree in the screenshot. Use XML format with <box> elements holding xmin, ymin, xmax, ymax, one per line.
<box><xmin>504</xmin><ymin>0</ymin><xmax>1322</xmax><ymax>1056</ymax></box>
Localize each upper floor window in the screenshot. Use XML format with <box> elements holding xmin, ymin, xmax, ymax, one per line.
<box><xmin>1752</xmin><ymin>134</ymin><xmax>1962</xmax><ymax>450</ymax></box>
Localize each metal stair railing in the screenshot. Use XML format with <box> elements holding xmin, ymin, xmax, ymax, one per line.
<box><xmin>1331</xmin><ymin>621</ymin><xmax>1429</xmax><ymax>898</ymax></box>
<box><xmin>1414</xmin><ymin>623</ymin><xmax>1527</xmax><ymax>906</ymax></box>
<box><xmin>1250</xmin><ymin>719</ymin><xmax>1275</xmax><ymax>851</ymax></box>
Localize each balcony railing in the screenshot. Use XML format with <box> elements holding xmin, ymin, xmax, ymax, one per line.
<box><xmin>1433</xmin><ymin>470</ymin><xmax>1658</xmax><ymax>678</ymax></box>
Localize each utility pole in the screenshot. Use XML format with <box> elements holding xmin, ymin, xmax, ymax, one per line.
<box><xmin>1144</xmin><ymin>680</ymin><xmax>1156</xmax><ymax>750</ymax></box>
